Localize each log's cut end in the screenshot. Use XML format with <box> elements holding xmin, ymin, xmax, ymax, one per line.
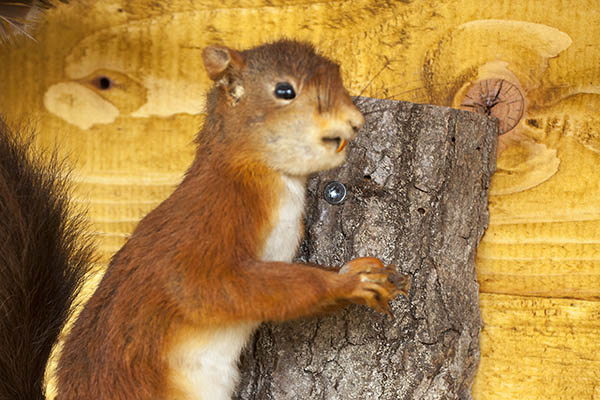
<box><xmin>236</xmin><ymin>98</ymin><xmax>497</xmax><ymax>400</ymax></box>
<box><xmin>459</xmin><ymin>78</ymin><xmax>524</xmax><ymax>136</ymax></box>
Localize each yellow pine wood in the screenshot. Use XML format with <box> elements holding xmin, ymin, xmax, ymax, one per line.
<box><xmin>0</xmin><ymin>0</ymin><xmax>598</xmax><ymax>398</ymax></box>
<box><xmin>475</xmin><ymin>294</ymin><xmax>600</xmax><ymax>399</ymax></box>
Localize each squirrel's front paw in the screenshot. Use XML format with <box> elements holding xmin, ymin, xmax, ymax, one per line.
<box><xmin>339</xmin><ymin>257</ymin><xmax>410</xmax><ymax>316</ymax></box>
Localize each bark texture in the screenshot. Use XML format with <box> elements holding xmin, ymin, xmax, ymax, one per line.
<box><xmin>236</xmin><ymin>98</ymin><xmax>497</xmax><ymax>400</ymax></box>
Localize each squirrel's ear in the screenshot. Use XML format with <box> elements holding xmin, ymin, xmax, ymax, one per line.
<box><xmin>202</xmin><ymin>46</ymin><xmax>245</xmax><ymax>81</ymax></box>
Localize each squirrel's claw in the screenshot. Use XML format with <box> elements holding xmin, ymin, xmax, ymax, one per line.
<box><xmin>339</xmin><ymin>257</ymin><xmax>411</xmax><ymax>316</ymax></box>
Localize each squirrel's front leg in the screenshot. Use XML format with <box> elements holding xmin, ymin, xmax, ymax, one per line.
<box><xmin>224</xmin><ymin>257</ymin><xmax>409</xmax><ymax>322</ymax></box>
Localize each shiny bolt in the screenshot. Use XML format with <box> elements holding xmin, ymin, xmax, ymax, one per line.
<box><xmin>323</xmin><ymin>181</ymin><xmax>347</xmax><ymax>205</ymax></box>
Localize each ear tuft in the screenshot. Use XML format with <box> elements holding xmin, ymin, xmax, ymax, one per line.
<box><xmin>202</xmin><ymin>45</ymin><xmax>244</xmax><ymax>81</ymax></box>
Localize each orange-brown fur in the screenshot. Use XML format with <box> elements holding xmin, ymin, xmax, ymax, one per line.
<box><xmin>56</xmin><ymin>40</ymin><xmax>404</xmax><ymax>399</ymax></box>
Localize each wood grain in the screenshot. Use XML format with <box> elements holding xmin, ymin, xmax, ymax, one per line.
<box><xmin>476</xmin><ymin>294</ymin><xmax>600</xmax><ymax>399</ymax></box>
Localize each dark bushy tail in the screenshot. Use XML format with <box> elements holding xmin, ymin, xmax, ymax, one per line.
<box><xmin>0</xmin><ymin>0</ymin><xmax>68</xmax><ymax>43</ymax></box>
<box><xmin>0</xmin><ymin>120</ymin><xmax>94</xmax><ymax>400</ymax></box>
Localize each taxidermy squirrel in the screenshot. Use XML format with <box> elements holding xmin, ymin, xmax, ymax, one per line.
<box><xmin>0</xmin><ymin>8</ymin><xmax>408</xmax><ymax>398</ymax></box>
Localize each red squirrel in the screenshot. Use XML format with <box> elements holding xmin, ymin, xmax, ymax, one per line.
<box><xmin>1</xmin><ymin>39</ymin><xmax>407</xmax><ymax>399</ymax></box>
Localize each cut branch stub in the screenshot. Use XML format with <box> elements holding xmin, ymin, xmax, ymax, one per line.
<box><xmin>460</xmin><ymin>78</ymin><xmax>524</xmax><ymax>134</ymax></box>
<box><xmin>236</xmin><ymin>98</ymin><xmax>497</xmax><ymax>400</ymax></box>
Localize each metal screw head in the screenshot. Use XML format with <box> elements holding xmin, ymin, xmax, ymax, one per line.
<box><xmin>323</xmin><ymin>181</ymin><xmax>347</xmax><ymax>205</ymax></box>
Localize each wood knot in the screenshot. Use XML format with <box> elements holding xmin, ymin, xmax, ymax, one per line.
<box><xmin>460</xmin><ymin>78</ymin><xmax>524</xmax><ymax>135</ymax></box>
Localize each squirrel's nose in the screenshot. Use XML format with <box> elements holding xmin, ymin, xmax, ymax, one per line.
<box><xmin>347</xmin><ymin>105</ymin><xmax>365</xmax><ymax>135</ymax></box>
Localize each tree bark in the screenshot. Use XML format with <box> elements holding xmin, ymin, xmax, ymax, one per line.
<box><xmin>236</xmin><ymin>98</ymin><xmax>497</xmax><ymax>400</ymax></box>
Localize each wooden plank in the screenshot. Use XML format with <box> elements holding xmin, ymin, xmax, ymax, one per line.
<box><xmin>475</xmin><ymin>294</ymin><xmax>600</xmax><ymax>399</ymax></box>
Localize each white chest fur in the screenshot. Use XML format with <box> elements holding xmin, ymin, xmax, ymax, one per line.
<box><xmin>168</xmin><ymin>175</ymin><xmax>306</xmax><ymax>400</ymax></box>
<box><xmin>168</xmin><ymin>322</ymin><xmax>259</xmax><ymax>400</ymax></box>
<box><xmin>260</xmin><ymin>175</ymin><xmax>306</xmax><ymax>262</ymax></box>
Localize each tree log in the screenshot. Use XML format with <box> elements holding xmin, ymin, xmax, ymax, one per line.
<box><xmin>236</xmin><ymin>98</ymin><xmax>497</xmax><ymax>400</ymax></box>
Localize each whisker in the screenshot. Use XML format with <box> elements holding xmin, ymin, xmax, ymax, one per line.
<box><xmin>360</xmin><ymin>107</ymin><xmax>395</xmax><ymax>116</ymax></box>
<box><xmin>357</xmin><ymin>57</ymin><xmax>392</xmax><ymax>99</ymax></box>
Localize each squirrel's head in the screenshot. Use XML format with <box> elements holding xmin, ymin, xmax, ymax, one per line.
<box><xmin>200</xmin><ymin>39</ymin><xmax>364</xmax><ymax>176</ymax></box>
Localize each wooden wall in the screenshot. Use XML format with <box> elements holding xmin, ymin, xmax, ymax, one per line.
<box><xmin>0</xmin><ymin>0</ymin><xmax>598</xmax><ymax>398</ymax></box>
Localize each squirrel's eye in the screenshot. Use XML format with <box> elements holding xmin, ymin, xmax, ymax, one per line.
<box><xmin>274</xmin><ymin>82</ymin><xmax>296</xmax><ymax>100</ymax></box>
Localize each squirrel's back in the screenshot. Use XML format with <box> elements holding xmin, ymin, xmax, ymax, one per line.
<box><xmin>0</xmin><ymin>120</ymin><xmax>94</xmax><ymax>400</ymax></box>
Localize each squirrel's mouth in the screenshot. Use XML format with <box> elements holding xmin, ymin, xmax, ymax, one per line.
<box><xmin>322</xmin><ymin>137</ymin><xmax>348</xmax><ymax>153</ymax></box>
